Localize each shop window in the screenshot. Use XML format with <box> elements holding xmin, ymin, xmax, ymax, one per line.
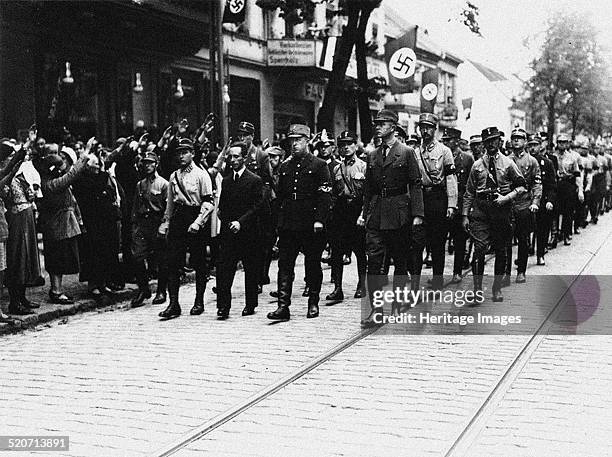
<box><xmin>159</xmin><ymin>67</ymin><xmax>203</xmax><ymax>133</ymax></box>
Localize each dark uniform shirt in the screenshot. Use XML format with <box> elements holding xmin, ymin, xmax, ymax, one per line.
<box><xmin>277</xmin><ymin>152</ymin><xmax>332</xmax><ymax>231</ymax></box>
<box><xmin>462</xmin><ymin>151</ymin><xmax>526</xmax><ymax>216</ymax></box>
<box><xmin>535</xmin><ymin>154</ymin><xmax>557</xmax><ymax>207</ymax></box>
<box><xmin>453</xmin><ymin>149</ymin><xmax>474</xmax><ymax>212</ymax></box>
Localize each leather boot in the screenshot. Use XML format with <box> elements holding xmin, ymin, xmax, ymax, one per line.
<box><xmin>327</xmin><ymin>264</ymin><xmax>343</xmax><ymax>301</ymax></box>
<box><xmin>159</xmin><ymin>294</ymin><xmax>181</xmax><ymax>319</ymax></box>
<box><xmin>190</xmin><ymin>270</ymin><xmax>206</xmax><ymax>315</ymax></box>
<box><xmin>492</xmin><ymin>277</ymin><xmax>504</xmax><ymax>302</ymax></box>
<box><xmin>516</xmin><ymin>272</ymin><xmax>526</xmax><ymax>283</ymax></box>
<box><xmin>152</xmin><ymin>269</ymin><xmax>167</xmax><ymax>304</ymax></box>
<box><xmin>307</xmin><ymin>293</ymin><xmax>319</xmax><ymax>318</ymax></box>
<box><xmin>353</xmin><ymin>280</ymin><xmax>365</xmax><ymax>299</ymax></box>
<box><xmin>268</xmin><ymin>271</ymin><xmax>291</xmax><ymax>320</ymax></box>
<box><xmin>301</xmin><ymin>285</ymin><xmax>310</xmax><ymax>297</ymax></box>
<box><xmin>471</xmin><ymin>258</ymin><xmax>483</xmax><ymax>299</ymax></box>
<box><xmin>131</xmin><ymin>287</ymin><xmax>151</xmax><ymax>308</ymax></box>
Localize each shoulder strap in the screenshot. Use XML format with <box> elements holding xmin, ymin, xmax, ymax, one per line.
<box><xmin>417</xmin><ymin>144</ymin><xmax>436</xmax><ymax>183</ymax></box>
<box><xmin>338</xmin><ymin>162</ymin><xmax>355</xmax><ymax>196</ymax></box>
<box><xmin>173</xmin><ymin>171</ymin><xmax>194</xmax><ymax>205</ymax></box>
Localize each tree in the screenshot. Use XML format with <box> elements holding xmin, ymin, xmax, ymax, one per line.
<box><xmin>526</xmin><ymin>10</ymin><xmax>608</xmax><ymax>141</ymax></box>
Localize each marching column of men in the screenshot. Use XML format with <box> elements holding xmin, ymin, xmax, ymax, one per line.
<box><xmin>119</xmin><ymin>107</ymin><xmax>612</xmax><ymax>325</ymax></box>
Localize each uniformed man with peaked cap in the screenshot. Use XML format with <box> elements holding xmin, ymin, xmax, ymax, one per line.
<box><xmin>412</xmin><ymin>114</ymin><xmax>458</xmax><ymax>291</ymax></box>
<box><xmin>462</xmin><ymin>126</ymin><xmax>526</xmax><ymax>302</ymax></box>
<box><xmin>267</xmin><ymin>124</ymin><xmax>332</xmax><ymax>321</ymax></box>
<box><xmin>358</xmin><ymin>109</ymin><xmax>424</xmax><ymax>325</ymax></box>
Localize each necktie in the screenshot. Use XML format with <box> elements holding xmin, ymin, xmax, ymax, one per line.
<box><xmin>234</xmin><ymin>172</ymin><xmax>239</xmax><ymax>182</ymax></box>
<box><xmin>382</xmin><ymin>144</ymin><xmax>388</xmax><ymax>160</ymax></box>
<box><xmin>488</xmin><ymin>154</ymin><xmax>498</xmax><ymax>185</ymax></box>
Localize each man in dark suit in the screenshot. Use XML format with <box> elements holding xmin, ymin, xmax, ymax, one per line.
<box><xmin>267</xmin><ymin>124</ymin><xmax>332</xmax><ymax>321</ymax></box>
<box><xmin>215</xmin><ymin>142</ymin><xmax>264</xmax><ymax>319</ymax></box>
<box><xmin>357</xmin><ymin>109</ymin><xmax>425</xmax><ymax>326</ymax></box>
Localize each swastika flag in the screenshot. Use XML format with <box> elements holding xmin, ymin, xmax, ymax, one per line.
<box><xmin>223</xmin><ymin>0</ymin><xmax>247</xmax><ymax>25</ymax></box>
<box><xmin>384</xmin><ymin>26</ymin><xmax>418</xmax><ymax>94</ymax></box>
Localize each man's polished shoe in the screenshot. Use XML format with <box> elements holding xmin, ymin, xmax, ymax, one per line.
<box><xmin>301</xmin><ymin>286</ymin><xmax>310</xmax><ymax>297</ymax></box>
<box><xmin>361</xmin><ymin>307</ymin><xmax>383</xmax><ymax>328</ymax></box>
<box><xmin>9</xmin><ymin>303</ymin><xmax>34</xmax><ymax>315</ymax></box>
<box><xmin>190</xmin><ymin>302</ymin><xmax>204</xmax><ymax>315</ymax></box>
<box><xmin>267</xmin><ymin>305</ymin><xmax>290</xmax><ymax>320</ymax></box>
<box><xmin>242</xmin><ymin>306</ymin><xmax>255</xmax><ymax>316</ymax></box>
<box><xmin>159</xmin><ymin>303</ymin><xmax>181</xmax><ymax>319</ymax></box>
<box><xmin>152</xmin><ymin>292</ymin><xmax>167</xmax><ymax>305</ymax></box>
<box><xmin>217</xmin><ymin>307</ymin><xmax>229</xmax><ymax>319</ymax></box>
<box><xmin>326</xmin><ymin>288</ymin><xmax>344</xmax><ymax>301</ymax></box>
<box><xmin>537</xmin><ymin>256</ymin><xmax>546</xmax><ymax>266</ymax></box>
<box><xmin>343</xmin><ymin>255</ymin><xmax>351</xmax><ymax>265</ymax></box>
<box><xmin>516</xmin><ymin>273</ymin><xmax>526</xmax><ymax>283</ymax></box>
<box><xmin>306</xmin><ymin>303</ymin><xmax>319</xmax><ymax>318</ymax></box>
<box><xmin>21</xmin><ymin>297</ymin><xmax>40</xmax><ymax>309</ymax></box>
<box><xmin>450</xmin><ymin>274</ymin><xmax>462</xmax><ymax>284</ymax></box>
<box><xmin>501</xmin><ymin>275</ymin><xmax>511</xmax><ymax>288</ymax></box>
<box><xmin>564</xmin><ymin>237</ymin><xmax>571</xmax><ymax>246</ymax></box>
<box><xmin>269</xmin><ymin>290</ymin><xmax>279</xmax><ymax>298</ymax></box>
<box><xmin>131</xmin><ymin>289</ymin><xmax>151</xmax><ymax>308</ymax></box>
<box><xmin>353</xmin><ymin>285</ymin><xmax>365</xmax><ymax>299</ymax></box>
<box><xmin>48</xmin><ymin>291</ymin><xmax>74</xmax><ymax>305</ymax></box>
<box><xmin>574</xmin><ymin>228</ymin><xmax>580</xmax><ymax>235</ymax></box>
<box><xmin>257</xmin><ymin>285</ymin><xmax>263</xmax><ymax>294</ymax></box>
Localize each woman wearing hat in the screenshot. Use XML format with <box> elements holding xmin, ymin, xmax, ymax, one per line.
<box><xmin>38</xmin><ymin>150</ymin><xmax>90</xmax><ymax>304</ymax></box>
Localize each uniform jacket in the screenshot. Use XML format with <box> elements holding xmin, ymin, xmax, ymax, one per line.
<box><xmin>131</xmin><ymin>173</ymin><xmax>168</xmax><ymax>221</ymax></box>
<box><xmin>362</xmin><ymin>139</ymin><xmax>424</xmax><ymax>230</ymax></box>
<box><xmin>510</xmin><ymin>150</ymin><xmax>542</xmax><ymax>210</ymax></box>
<box><xmin>535</xmin><ymin>154</ymin><xmax>557</xmax><ymax>207</ymax></box>
<box><xmin>245</xmin><ymin>144</ymin><xmax>273</xmax><ymax>189</ymax></box>
<box><xmin>277</xmin><ymin>152</ymin><xmax>332</xmax><ymax>231</ymax></box>
<box><xmin>454</xmin><ymin>150</ymin><xmax>474</xmax><ymax>212</ymax></box>
<box><xmin>218</xmin><ymin>168</ymin><xmax>264</xmax><ymax>234</ymax></box>
<box><xmin>39</xmin><ymin>164</ymin><xmax>84</xmax><ymax>241</ymax></box>
<box><xmin>462</xmin><ymin>151</ymin><xmax>526</xmax><ymax>216</ymax></box>
<box><xmin>415</xmin><ymin>140</ymin><xmax>458</xmax><ymax>208</ymax></box>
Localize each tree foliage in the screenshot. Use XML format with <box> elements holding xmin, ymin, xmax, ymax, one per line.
<box><xmin>526</xmin><ymin>10</ymin><xmax>610</xmax><ymax>140</ymax></box>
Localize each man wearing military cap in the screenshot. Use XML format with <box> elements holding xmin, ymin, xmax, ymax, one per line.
<box><xmin>462</xmin><ymin>126</ymin><xmax>526</xmax><ymax>302</ymax></box>
<box><xmin>507</xmin><ymin>127</ymin><xmax>542</xmax><ymax>284</ymax></box>
<box><xmin>395</xmin><ymin>125</ymin><xmax>408</xmax><ymax>144</ymax></box>
<box><xmin>527</xmin><ymin>134</ymin><xmax>557</xmax><ymax>265</ymax></box>
<box><xmin>235</xmin><ymin>120</ymin><xmax>274</xmax><ymax>292</ymax></box>
<box><xmin>157</xmin><ymin>137</ymin><xmax>215</xmax><ymax>319</ymax></box>
<box><xmin>358</xmin><ymin>109</ymin><xmax>424</xmax><ymax>325</ymax></box>
<box><xmin>267</xmin><ymin>124</ymin><xmax>332</xmax><ymax>321</ymax></box>
<box><xmin>326</xmin><ymin>131</ymin><xmax>367</xmax><ymax>301</ymax></box>
<box><xmin>443</xmin><ymin>127</ymin><xmax>474</xmax><ymax>284</ymax></box>
<box><xmin>130</xmin><ymin>151</ymin><xmax>169</xmax><ymax>307</ymax></box>
<box><xmin>469</xmin><ymin>135</ymin><xmax>484</xmax><ymax>160</ymax></box>
<box><xmin>411</xmin><ymin>114</ymin><xmax>458</xmax><ymax>291</ymax></box>
<box><xmin>553</xmin><ymin>133</ymin><xmax>583</xmax><ymax>245</ymax></box>
<box><xmin>263</xmin><ymin>146</ymin><xmax>284</xmax><ymax>291</ymax></box>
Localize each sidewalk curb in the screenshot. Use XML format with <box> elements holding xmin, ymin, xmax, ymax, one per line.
<box><xmin>0</xmin><ymin>287</ymin><xmax>137</xmax><ymax>336</ymax></box>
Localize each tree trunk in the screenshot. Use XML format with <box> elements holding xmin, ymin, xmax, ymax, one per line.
<box><xmin>355</xmin><ymin>7</ymin><xmax>374</xmax><ymax>144</ymax></box>
<box><xmin>316</xmin><ymin>6</ymin><xmax>360</xmax><ymax>135</ymax></box>
<box><xmin>546</xmin><ymin>92</ymin><xmax>557</xmax><ymax>144</ymax></box>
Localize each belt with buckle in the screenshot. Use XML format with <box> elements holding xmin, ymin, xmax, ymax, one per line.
<box><xmin>378</xmin><ymin>187</ymin><xmax>405</xmax><ymax>198</ymax></box>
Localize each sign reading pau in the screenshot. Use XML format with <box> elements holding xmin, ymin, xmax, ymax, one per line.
<box><xmin>267</xmin><ymin>40</ymin><xmax>316</xmax><ymax>67</ymax></box>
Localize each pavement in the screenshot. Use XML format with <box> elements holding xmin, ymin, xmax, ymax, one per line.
<box><xmin>1</xmin><ymin>215</ymin><xmax>611</xmax><ymax>457</ymax></box>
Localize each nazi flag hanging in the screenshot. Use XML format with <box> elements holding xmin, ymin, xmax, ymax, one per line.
<box><xmin>384</xmin><ymin>26</ymin><xmax>418</xmax><ymax>94</ymax></box>
<box><xmin>223</xmin><ymin>0</ymin><xmax>247</xmax><ymax>25</ymax></box>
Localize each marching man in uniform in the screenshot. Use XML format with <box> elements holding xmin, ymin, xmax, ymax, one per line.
<box><xmin>327</xmin><ymin>131</ymin><xmax>367</xmax><ymax>301</ymax></box>
<box><xmin>358</xmin><ymin>109</ymin><xmax>424</xmax><ymax>325</ymax></box>
<box><xmin>412</xmin><ymin>115</ymin><xmax>458</xmax><ymax>291</ymax></box>
<box><xmin>462</xmin><ymin>127</ymin><xmax>526</xmax><ymax>302</ymax></box>
<box><xmin>267</xmin><ymin>124</ymin><xmax>332</xmax><ymax>321</ymax></box>
<box><xmin>158</xmin><ymin>138</ymin><xmax>214</xmax><ymax>319</ymax></box>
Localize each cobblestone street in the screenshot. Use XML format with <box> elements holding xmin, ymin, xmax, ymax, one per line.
<box><xmin>1</xmin><ymin>216</ymin><xmax>612</xmax><ymax>457</ymax></box>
